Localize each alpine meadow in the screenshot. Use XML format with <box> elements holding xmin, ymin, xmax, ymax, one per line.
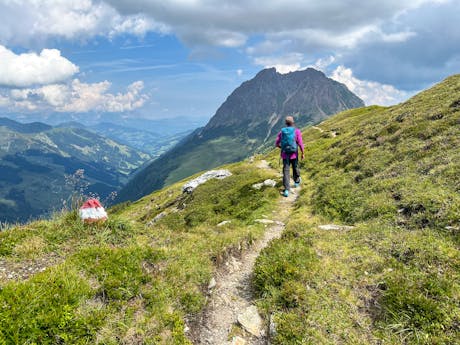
<box><xmin>1</xmin><ymin>75</ymin><xmax>459</xmax><ymax>344</ymax></box>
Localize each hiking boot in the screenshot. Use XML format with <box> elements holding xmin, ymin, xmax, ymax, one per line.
<box><xmin>283</xmin><ymin>189</ymin><xmax>289</xmax><ymax>197</ymax></box>
<box><xmin>294</xmin><ymin>177</ymin><xmax>302</xmax><ymax>188</ymax></box>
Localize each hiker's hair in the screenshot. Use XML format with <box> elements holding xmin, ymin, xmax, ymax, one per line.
<box><xmin>285</xmin><ymin>116</ymin><xmax>294</xmax><ymax>126</ymax></box>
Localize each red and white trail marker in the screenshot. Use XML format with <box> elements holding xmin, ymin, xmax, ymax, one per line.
<box><xmin>79</xmin><ymin>198</ymin><xmax>108</xmax><ymax>223</ymax></box>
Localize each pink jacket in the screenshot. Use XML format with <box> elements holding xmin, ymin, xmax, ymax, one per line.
<box><xmin>275</xmin><ymin>127</ymin><xmax>304</xmax><ymax>160</ymax></box>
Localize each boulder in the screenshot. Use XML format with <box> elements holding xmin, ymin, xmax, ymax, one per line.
<box><xmin>182</xmin><ymin>170</ymin><xmax>232</xmax><ymax>193</ymax></box>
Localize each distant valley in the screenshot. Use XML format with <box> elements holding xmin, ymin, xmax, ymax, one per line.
<box><xmin>59</xmin><ymin>121</ymin><xmax>193</xmax><ymax>159</ymax></box>
<box><xmin>0</xmin><ymin>119</ymin><xmax>130</xmax><ymax>221</ymax></box>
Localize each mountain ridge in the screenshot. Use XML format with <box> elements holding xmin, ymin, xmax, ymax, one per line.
<box><xmin>0</xmin><ymin>117</ymin><xmax>52</xmax><ymax>134</ymax></box>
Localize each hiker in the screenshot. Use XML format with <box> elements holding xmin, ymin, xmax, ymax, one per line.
<box><xmin>275</xmin><ymin>116</ymin><xmax>304</xmax><ymax>197</ymax></box>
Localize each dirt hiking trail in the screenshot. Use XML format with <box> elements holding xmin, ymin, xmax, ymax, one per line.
<box><xmin>190</xmin><ymin>159</ymin><xmax>299</xmax><ymax>345</ymax></box>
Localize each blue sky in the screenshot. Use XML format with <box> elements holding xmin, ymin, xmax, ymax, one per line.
<box><xmin>0</xmin><ymin>0</ymin><xmax>459</xmax><ymax>124</ymax></box>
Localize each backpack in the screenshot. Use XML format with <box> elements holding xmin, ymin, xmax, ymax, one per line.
<box><xmin>280</xmin><ymin>127</ymin><xmax>297</xmax><ymax>154</ymax></box>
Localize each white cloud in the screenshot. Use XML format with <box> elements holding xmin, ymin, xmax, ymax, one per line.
<box><xmin>0</xmin><ymin>0</ymin><xmax>162</xmax><ymax>45</ymax></box>
<box><xmin>182</xmin><ymin>29</ymin><xmax>247</xmax><ymax>47</ymax></box>
<box><xmin>309</xmin><ymin>56</ymin><xmax>336</xmax><ymax>72</ymax></box>
<box><xmin>0</xmin><ymin>46</ymin><xmax>79</xmax><ymax>87</ymax></box>
<box><xmin>253</xmin><ymin>25</ymin><xmax>376</xmax><ymax>55</ymax></box>
<box><xmin>379</xmin><ymin>30</ymin><xmax>417</xmax><ymax>43</ymax></box>
<box><xmin>59</xmin><ymin>79</ymin><xmax>111</xmax><ymax>112</ymax></box>
<box><xmin>38</xmin><ymin>0</ymin><xmax>111</xmax><ymax>39</ymax></box>
<box><xmin>331</xmin><ymin>65</ymin><xmax>412</xmax><ymax>106</ymax></box>
<box><xmin>254</xmin><ymin>53</ymin><xmax>304</xmax><ymax>74</ymax></box>
<box><xmin>0</xmin><ymin>0</ymin><xmax>110</xmax><ymax>44</ymax></box>
<box><xmin>0</xmin><ymin>95</ymin><xmax>10</xmax><ymax>107</ymax></box>
<box><xmin>2</xmin><ymin>79</ymin><xmax>148</xmax><ymax>113</ymax></box>
<box><xmin>0</xmin><ymin>0</ymin><xmax>438</xmax><ymax>50</ymax></box>
<box><xmin>40</xmin><ymin>84</ymin><xmax>72</xmax><ymax>107</ymax></box>
<box><xmin>59</xmin><ymin>79</ymin><xmax>148</xmax><ymax>113</ymax></box>
<box><xmin>236</xmin><ymin>69</ymin><xmax>243</xmax><ymax>76</ymax></box>
<box><xmin>109</xmin><ymin>14</ymin><xmax>170</xmax><ymax>38</ymax></box>
<box><xmin>0</xmin><ymin>0</ymin><xmax>456</xmax><ymax>100</ymax></box>
<box><xmin>105</xmin><ymin>0</ymin><xmax>436</xmax><ymax>49</ymax></box>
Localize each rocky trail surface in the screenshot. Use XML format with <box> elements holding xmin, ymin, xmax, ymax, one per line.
<box><xmin>190</xmin><ymin>160</ymin><xmax>299</xmax><ymax>345</ymax></box>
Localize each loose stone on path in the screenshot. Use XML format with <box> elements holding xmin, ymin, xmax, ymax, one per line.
<box><xmin>237</xmin><ymin>305</ymin><xmax>264</xmax><ymax>338</ymax></box>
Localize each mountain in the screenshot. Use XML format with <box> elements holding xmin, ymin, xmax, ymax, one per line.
<box><xmin>0</xmin><ymin>118</ymin><xmax>152</xmax><ymax>222</ymax></box>
<box><xmin>203</xmin><ymin>67</ymin><xmax>363</xmax><ymax>138</ymax></box>
<box><xmin>117</xmin><ymin>67</ymin><xmax>364</xmax><ymax>202</ymax></box>
<box><xmin>0</xmin><ymin>75</ymin><xmax>458</xmax><ymax>344</ymax></box>
<box><xmin>0</xmin><ymin>117</ymin><xmax>52</xmax><ymax>133</ymax></box>
<box><xmin>8</xmin><ymin>112</ymin><xmax>208</xmax><ymax>135</ymax></box>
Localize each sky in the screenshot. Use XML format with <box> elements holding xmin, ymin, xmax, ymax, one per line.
<box><xmin>0</xmin><ymin>0</ymin><xmax>459</xmax><ymax>123</ymax></box>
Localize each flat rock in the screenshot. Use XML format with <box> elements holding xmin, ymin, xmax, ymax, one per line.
<box><xmin>147</xmin><ymin>211</ymin><xmax>167</xmax><ymax>225</ymax></box>
<box><xmin>237</xmin><ymin>305</ymin><xmax>263</xmax><ymax>337</ymax></box>
<box><xmin>182</xmin><ymin>169</ymin><xmax>232</xmax><ymax>193</ymax></box>
<box><xmin>231</xmin><ymin>336</ymin><xmax>247</xmax><ymax>345</ymax></box>
<box><xmin>318</xmin><ymin>224</ymin><xmax>354</xmax><ymax>231</ymax></box>
<box><xmin>445</xmin><ymin>226</ymin><xmax>459</xmax><ymax>230</ymax></box>
<box><xmin>252</xmin><ymin>179</ymin><xmax>277</xmax><ymax>190</ymax></box>
<box><xmin>255</xmin><ymin>219</ymin><xmax>275</xmax><ymax>225</ymax></box>
<box><xmin>251</xmin><ymin>183</ymin><xmax>264</xmax><ymax>190</ymax></box>
<box><xmin>217</xmin><ymin>220</ymin><xmax>232</xmax><ymax>227</ymax></box>
<box><xmin>263</xmin><ymin>179</ymin><xmax>277</xmax><ymax>187</ymax></box>
<box><xmin>208</xmin><ymin>277</ymin><xmax>216</xmax><ymax>290</ymax></box>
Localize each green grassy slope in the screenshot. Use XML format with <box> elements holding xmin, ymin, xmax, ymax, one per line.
<box><xmin>0</xmin><ymin>161</ymin><xmax>279</xmax><ymax>344</ymax></box>
<box><xmin>255</xmin><ymin>75</ymin><xmax>460</xmax><ymax>344</ymax></box>
<box><xmin>0</xmin><ymin>75</ymin><xmax>458</xmax><ymax>344</ymax></box>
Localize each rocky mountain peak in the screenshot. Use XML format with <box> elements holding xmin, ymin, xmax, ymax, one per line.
<box><xmin>203</xmin><ymin>67</ymin><xmax>363</xmax><ymax>139</ymax></box>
